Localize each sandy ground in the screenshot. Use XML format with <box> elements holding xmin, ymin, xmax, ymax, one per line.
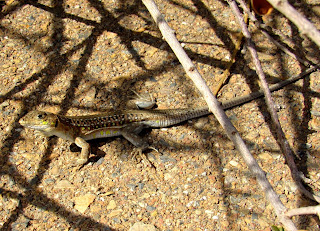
<box><xmin>1</xmin><ymin>0</ymin><xmax>320</xmax><ymax>230</ymax></box>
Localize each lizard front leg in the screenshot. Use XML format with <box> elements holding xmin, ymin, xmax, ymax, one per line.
<box><xmin>74</xmin><ymin>137</ymin><xmax>90</xmax><ymax>166</ymax></box>
<box><xmin>126</xmin><ymin>91</ymin><xmax>156</xmax><ymax>109</ymax></box>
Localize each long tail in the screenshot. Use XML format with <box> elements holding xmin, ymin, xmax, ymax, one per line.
<box><xmin>147</xmin><ymin>65</ymin><xmax>318</xmax><ymax>127</ymax></box>
<box><xmin>221</xmin><ymin>65</ymin><xmax>318</xmax><ymax>110</ymax></box>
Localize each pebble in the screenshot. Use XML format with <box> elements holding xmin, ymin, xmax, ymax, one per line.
<box><xmin>259</xmin><ymin>152</ymin><xmax>273</xmax><ymax>161</ymax></box>
<box><xmin>51</xmin><ymin>165</ymin><xmax>60</xmax><ymax>175</ymax></box>
<box><xmin>127</xmin><ymin>184</ymin><xmax>137</xmax><ymax>191</ymax></box>
<box><xmin>95</xmin><ymin>157</ymin><xmax>105</xmax><ymax>165</ymax></box>
<box><xmin>74</xmin><ymin>194</ymin><xmax>96</xmax><ymax>213</ymax></box>
<box><xmin>159</xmin><ymin>155</ymin><xmax>177</xmax><ymax>164</ymax></box>
<box><xmin>107</xmin><ymin>209</ymin><xmax>123</xmax><ymax>218</ymax></box>
<box><xmin>107</xmin><ymin>200</ymin><xmax>117</xmax><ymax>210</ymax></box>
<box><xmin>54</xmin><ymin>180</ymin><xmax>74</xmax><ymax>189</ymax></box>
<box><xmin>229</xmin><ymin>160</ymin><xmax>239</xmax><ymax>167</ymax></box>
<box><xmin>11</xmin><ymin>216</ymin><xmax>30</xmax><ymax>230</ymax></box>
<box><xmin>129</xmin><ymin>222</ymin><xmax>157</xmax><ymax>231</ymax></box>
<box><xmin>138</xmin><ymin>182</ymin><xmax>145</xmax><ymax>190</ymax></box>
<box><xmin>164</xmin><ymin>173</ymin><xmax>174</xmax><ymax>181</ymax></box>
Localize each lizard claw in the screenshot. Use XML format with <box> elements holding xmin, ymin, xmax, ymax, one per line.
<box><xmin>131</xmin><ymin>148</ymin><xmax>145</xmax><ymax>163</ymax></box>
<box><xmin>148</xmin><ymin>146</ymin><xmax>159</xmax><ymax>153</ymax></box>
<box><xmin>130</xmin><ymin>147</ymin><xmax>161</xmax><ymax>180</ymax></box>
<box><xmin>131</xmin><ymin>146</ymin><xmax>158</xmax><ymax>163</ymax></box>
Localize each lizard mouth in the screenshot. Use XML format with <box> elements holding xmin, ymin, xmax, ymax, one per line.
<box><xmin>19</xmin><ymin>118</ymin><xmax>26</xmax><ymax>126</ymax></box>
<box><xmin>19</xmin><ymin>118</ymin><xmax>49</xmax><ymax>130</ymax></box>
<box><xmin>25</xmin><ymin>125</ymin><xmax>49</xmax><ymax>130</ymax></box>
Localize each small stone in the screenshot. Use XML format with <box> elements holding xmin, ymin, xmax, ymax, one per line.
<box><xmin>287</xmin><ymin>181</ymin><xmax>298</xmax><ymax>192</ymax></box>
<box><xmin>224</xmin><ymin>176</ymin><xmax>236</xmax><ymax>187</ymax></box>
<box><xmin>74</xmin><ymin>175</ymin><xmax>84</xmax><ymax>184</ymax></box>
<box><xmin>107</xmin><ymin>200</ymin><xmax>117</xmax><ymax>210</ymax></box>
<box><xmin>129</xmin><ymin>222</ymin><xmax>157</xmax><ymax>231</ymax></box>
<box><xmin>251</xmin><ymin>212</ymin><xmax>258</xmax><ymax>220</ymax></box>
<box><xmin>105</xmin><ymin>32</ymin><xmax>117</xmax><ymax>38</ymax></box>
<box><xmin>74</xmin><ymin>194</ymin><xmax>96</xmax><ymax>213</ymax></box>
<box><xmin>259</xmin><ymin>152</ymin><xmax>272</xmax><ymax>161</ymax></box>
<box><xmin>11</xmin><ymin>215</ymin><xmax>30</xmax><ymax>230</ymax></box>
<box><xmin>55</xmin><ymin>180</ymin><xmax>74</xmax><ymax>189</ymax></box>
<box><xmin>194</xmin><ymin>117</ymin><xmax>209</xmax><ymax>129</ymax></box>
<box><xmin>159</xmin><ymin>155</ymin><xmax>177</xmax><ymax>163</ymax></box>
<box><xmin>107</xmin><ymin>209</ymin><xmax>123</xmax><ymax>218</ymax></box>
<box><xmin>104</xmin><ymin>191</ymin><xmax>115</xmax><ymax>196</ymax></box>
<box><xmin>146</xmin><ymin>205</ymin><xmax>156</xmax><ymax>211</ymax></box>
<box><xmin>141</xmin><ymin>193</ymin><xmax>150</xmax><ymax>199</ymax></box>
<box><xmin>195</xmin><ymin>209</ymin><xmax>202</xmax><ymax>215</ymax></box>
<box><xmin>95</xmin><ymin>157</ymin><xmax>104</xmax><ymax>165</ymax></box>
<box><xmin>245</xmin><ymin>131</ymin><xmax>259</xmax><ymax>140</ymax></box>
<box><xmin>138</xmin><ymin>183</ymin><xmax>145</xmax><ymax>190</ymax></box>
<box><xmin>127</xmin><ymin>184</ymin><xmax>136</xmax><ymax>191</ymax></box>
<box><xmin>51</xmin><ymin>165</ymin><xmax>60</xmax><ymax>175</ymax></box>
<box><xmin>164</xmin><ymin>173</ymin><xmax>173</xmax><ymax>181</ymax></box>
<box><xmin>229</xmin><ymin>160</ymin><xmax>238</xmax><ymax>167</ymax></box>
<box><xmin>44</xmin><ymin>178</ymin><xmax>55</xmax><ymax>184</ymax></box>
<box><xmin>138</xmin><ymin>202</ymin><xmax>147</xmax><ymax>208</ymax></box>
<box><xmin>151</xmin><ymin>211</ymin><xmax>158</xmax><ymax>217</ymax></box>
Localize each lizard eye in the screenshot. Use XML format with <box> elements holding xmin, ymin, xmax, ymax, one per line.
<box><xmin>38</xmin><ymin>113</ymin><xmax>46</xmax><ymax>119</ymax></box>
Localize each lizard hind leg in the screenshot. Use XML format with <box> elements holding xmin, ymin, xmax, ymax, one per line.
<box><xmin>121</xmin><ymin>124</ymin><xmax>160</xmax><ymax>175</ymax></box>
<box><xmin>74</xmin><ymin>137</ymin><xmax>90</xmax><ymax>167</ymax></box>
<box><xmin>126</xmin><ymin>90</ymin><xmax>156</xmax><ymax>109</ymax></box>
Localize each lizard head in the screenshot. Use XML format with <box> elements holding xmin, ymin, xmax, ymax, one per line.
<box><xmin>19</xmin><ymin>110</ymin><xmax>58</xmax><ymax>132</ymax></box>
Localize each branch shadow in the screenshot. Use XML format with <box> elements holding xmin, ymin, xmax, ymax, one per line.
<box><xmin>1</xmin><ymin>0</ymin><xmax>222</xmax><ymax>229</ymax></box>
<box><xmin>1</xmin><ymin>0</ymin><xmax>319</xmax><ymax>230</ymax></box>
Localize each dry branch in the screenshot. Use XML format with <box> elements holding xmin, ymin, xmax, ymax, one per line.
<box><xmin>236</xmin><ymin>0</ymin><xmax>311</xmax><ymax>67</ymax></box>
<box><xmin>227</xmin><ymin>0</ymin><xmax>320</xmax><ymax>206</ymax></box>
<box><xmin>285</xmin><ymin>205</ymin><xmax>320</xmax><ymax>218</ymax></box>
<box><xmin>267</xmin><ymin>0</ymin><xmax>320</xmax><ymax>47</ymax></box>
<box><xmin>142</xmin><ymin>0</ymin><xmax>297</xmax><ymax>230</ymax></box>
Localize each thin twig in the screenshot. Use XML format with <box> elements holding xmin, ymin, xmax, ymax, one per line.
<box><xmin>267</xmin><ymin>0</ymin><xmax>320</xmax><ymax>47</ymax></box>
<box><xmin>142</xmin><ymin>0</ymin><xmax>297</xmax><ymax>230</ymax></box>
<box><xmin>236</xmin><ymin>0</ymin><xmax>311</xmax><ymax>67</ymax></box>
<box><xmin>227</xmin><ymin>0</ymin><xmax>320</xmax><ymax>204</ymax></box>
<box><xmin>285</xmin><ymin>205</ymin><xmax>320</xmax><ymax>218</ymax></box>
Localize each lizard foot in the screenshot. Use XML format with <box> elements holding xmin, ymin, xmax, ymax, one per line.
<box><xmin>76</xmin><ymin>158</ymin><xmax>88</xmax><ymax>166</ymax></box>
<box><xmin>126</xmin><ymin>90</ymin><xmax>156</xmax><ymax>109</ymax></box>
<box><xmin>131</xmin><ymin>146</ymin><xmax>158</xmax><ymax>164</ymax></box>
<box><xmin>131</xmin><ymin>147</ymin><xmax>161</xmax><ymax>180</ymax></box>
<box><xmin>69</xmin><ymin>158</ymin><xmax>88</xmax><ymax>171</ymax></box>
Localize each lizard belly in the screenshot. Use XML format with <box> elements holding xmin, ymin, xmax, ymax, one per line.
<box><xmin>81</xmin><ymin>127</ymin><xmax>122</xmax><ymax>141</ymax></box>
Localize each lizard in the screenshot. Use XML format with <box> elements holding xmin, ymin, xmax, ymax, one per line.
<box><xmin>19</xmin><ymin>66</ymin><xmax>318</xmax><ymax>167</ymax></box>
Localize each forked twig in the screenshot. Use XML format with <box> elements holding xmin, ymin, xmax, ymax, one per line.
<box><xmin>142</xmin><ymin>0</ymin><xmax>297</xmax><ymax>229</ymax></box>
<box><xmin>285</xmin><ymin>205</ymin><xmax>320</xmax><ymax>218</ymax></box>
<box><xmin>236</xmin><ymin>0</ymin><xmax>311</xmax><ymax>67</ymax></box>
<box><xmin>267</xmin><ymin>0</ymin><xmax>320</xmax><ymax>47</ymax></box>
<box><xmin>227</xmin><ymin>0</ymin><xmax>320</xmax><ymax>206</ymax></box>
